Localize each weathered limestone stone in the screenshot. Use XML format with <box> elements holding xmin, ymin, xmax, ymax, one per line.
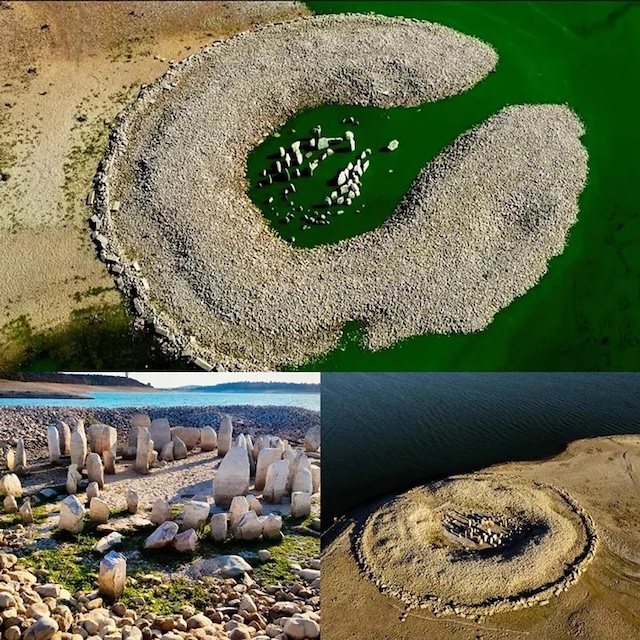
<box><xmin>172</xmin><ymin>436</ymin><xmax>188</xmax><ymax>460</ymax></box>
<box><xmin>247</xmin><ymin>495</ymin><xmax>263</xmax><ymax>515</ymax></box>
<box><xmin>233</xmin><ymin>510</ymin><xmax>263</xmax><ymax>541</ymax></box>
<box><xmin>6</xmin><ymin>447</ymin><xmax>15</xmax><ymax>471</ymax></box>
<box><xmin>70</xmin><ymin>431</ymin><xmax>87</xmax><ymax>470</ymax></box>
<box><xmin>23</xmin><ymin>616</ymin><xmax>59</xmax><ymax>640</ymax></box>
<box><xmin>252</xmin><ymin>435</ymin><xmax>267</xmax><ymax>461</ymax></box>
<box><xmin>86</xmin><ymin>452</ymin><xmax>105</xmax><ymax>488</ymax></box>
<box><xmin>150</xmin><ymin>498</ymin><xmax>172</xmax><ymax>525</ymax></box>
<box><xmin>209</xmin><ymin>513</ymin><xmax>228</xmax><ymax>541</ymax></box>
<box><xmin>144</xmin><ymin>521</ymin><xmax>179</xmax><ymax>549</ymax></box>
<box><xmin>287</xmin><ymin>451</ymin><xmax>312</xmax><ymax>493</ymax></box>
<box><xmin>261</xmin><ymin>514</ymin><xmax>283</xmax><ymax>540</ymax></box>
<box><xmin>230</xmin><ymin>496</ymin><xmax>249</xmax><ymax>525</ymax></box>
<box><xmin>86</xmin><ymin>482</ymin><xmax>100</xmax><ymax>501</ymax></box>
<box><xmin>150</xmin><ymin>418</ymin><xmax>172</xmax><ymax>453</ymax></box>
<box><xmin>200</xmin><ymin>426</ymin><xmax>217</xmax><ymax>452</ymax></box>
<box><xmin>0</xmin><ymin>473</ymin><xmax>22</xmax><ymax>497</ymax></box>
<box><xmin>291</xmin><ymin>491</ymin><xmax>312</xmax><ymax>518</ymax></box>
<box><xmin>213</xmin><ymin>445</ymin><xmax>250</xmax><ymax>508</ymax></box>
<box><xmin>86</xmin><ymin>424</ymin><xmax>117</xmax><ymax>455</ymax></box>
<box><xmin>99</xmin><ymin>551</ymin><xmax>126</xmax><ymax>600</ymax></box>
<box><xmin>54</xmin><ymin>420</ymin><xmax>71</xmax><ymax>456</ymax></box>
<box><xmin>135</xmin><ymin>427</ymin><xmax>154</xmax><ymax>474</ymax></box>
<box><xmin>15</xmin><ymin>438</ymin><xmax>27</xmax><ymax>473</ymax></box>
<box><xmin>182</xmin><ymin>501</ymin><xmax>209</xmax><ymax>530</ymax></box>
<box><xmin>258</xmin><ymin>549</ymin><xmax>272</xmax><ymax>562</ymax></box>
<box><xmin>255</xmin><ymin>447</ymin><xmax>283</xmax><ymax>491</ymax></box>
<box><xmin>3</xmin><ymin>494</ymin><xmax>18</xmax><ymax>513</ymax></box>
<box><xmin>304</xmin><ymin>425</ymin><xmax>320</xmax><ymax>452</ymax></box>
<box><xmin>174</xmin><ymin>528</ymin><xmax>197</xmax><ymax>552</ymax></box>
<box><xmin>103</xmin><ymin>448</ymin><xmax>116</xmax><ymax>475</ymax></box>
<box><xmin>292</xmin><ymin>467</ymin><xmax>313</xmax><ymax>495</ymax></box>
<box><xmin>282</xmin><ymin>448</ymin><xmax>296</xmax><ymax>466</ymax></box>
<box><xmin>170</xmin><ymin>427</ymin><xmax>200</xmax><ymax>450</ymax></box>
<box><xmin>93</xmin><ymin>531</ymin><xmax>123</xmax><ymax>554</ymax></box>
<box><xmin>236</xmin><ymin>433</ymin><xmax>247</xmax><ymax>449</ymax></box>
<box><xmin>90</xmin><ymin>497</ymin><xmax>110</xmax><ymax>524</ymax></box>
<box><xmin>19</xmin><ymin>498</ymin><xmax>34</xmax><ymax>524</ymax></box>
<box><xmin>126</xmin><ymin>488</ymin><xmax>138</xmax><ymax>514</ymax></box>
<box><xmin>59</xmin><ymin>495</ymin><xmax>86</xmax><ymax>534</ymax></box>
<box><xmin>284</xmin><ymin>617</ymin><xmax>320</xmax><ymax>640</ymax></box>
<box><xmin>47</xmin><ymin>426</ymin><xmax>61</xmax><ymax>464</ymax></box>
<box><xmin>130</xmin><ymin>413</ymin><xmax>151</xmax><ymax>430</ymax></box>
<box><xmin>217</xmin><ymin>415</ymin><xmax>233</xmax><ymax>457</ymax></box>
<box><xmin>160</xmin><ymin>441</ymin><xmax>174</xmax><ymax>462</ymax></box>
<box><xmin>263</xmin><ymin>459</ymin><xmax>289</xmax><ymax>504</ymax></box>
<box><xmin>311</xmin><ymin>465</ymin><xmax>321</xmax><ymax>493</ymax></box>
<box><xmin>66</xmin><ymin>464</ymin><xmax>81</xmax><ymax>495</ymax></box>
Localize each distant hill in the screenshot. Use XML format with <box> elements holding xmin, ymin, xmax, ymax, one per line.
<box><xmin>0</xmin><ymin>373</ymin><xmax>151</xmax><ymax>388</ymax></box>
<box><xmin>173</xmin><ymin>382</ymin><xmax>320</xmax><ymax>393</ymax></box>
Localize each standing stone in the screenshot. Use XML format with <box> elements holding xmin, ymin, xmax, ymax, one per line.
<box><xmin>3</xmin><ymin>495</ymin><xmax>18</xmax><ymax>513</ymax></box>
<box><xmin>70</xmin><ymin>431</ymin><xmax>87</xmax><ymax>470</ymax></box>
<box><xmin>86</xmin><ymin>453</ymin><xmax>104</xmax><ymax>488</ymax></box>
<box><xmin>135</xmin><ymin>428</ymin><xmax>154</xmax><ymax>474</ymax></box>
<box><xmin>304</xmin><ymin>425</ymin><xmax>320</xmax><ymax>452</ymax></box>
<box><xmin>90</xmin><ymin>497</ymin><xmax>110</xmax><ymax>524</ymax></box>
<box><xmin>311</xmin><ymin>465</ymin><xmax>321</xmax><ymax>494</ymax></box>
<box><xmin>103</xmin><ymin>448</ymin><xmax>116</xmax><ymax>475</ymax></box>
<box><xmin>55</xmin><ymin>420</ymin><xmax>71</xmax><ymax>456</ymax></box>
<box><xmin>47</xmin><ymin>426</ymin><xmax>61</xmax><ymax>464</ymax></box>
<box><xmin>174</xmin><ymin>528</ymin><xmax>197</xmax><ymax>552</ymax></box>
<box><xmin>236</xmin><ymin>434</ymin><xmax>247</xmax><ymax>449</ymax></box>
<box><xmin>263</xmin><ymin>459</ymin><xmax>289</xmax><ymax>504</ymax></box>
<box><xmin>19</xmin><ymin>498</ymin><xmax>34</xmax><ymax>524</ymax></box>
<box><xmin>233</xmin><ymin>511</ymin><xmax>263</xmax><ymax>540</ymax></box>
<box><xmin>170</xmin><ymin>427</ymin><xmax>200</xmax><ymax>451</ymax></box>
<box><xmin>213</xmin><ymin>446</ymin><xmax>250</xmax><ymax>508</ymax></box>
<box><xmin>230</xmin><ymin>496</ymin><xmax>249</xmax><ymax>525</ymax></box>
<box><xmin>173</xmin><ymin>437</ymin><xmax>188</xmax><ymax>460</ymax></box>
<box><xmin>86</xmin><ymin>482</ymin><xmax>100</xmax><ymax>501</ymax></box>
<box><xmin>182</xmin><ymin>501</ymin><xmax>209</xmax><ymax>530</ymax></box>
<box><xmin>247</xmin><ymin>495</ymin><xmax>263</xmax><ymax>515</ymax></box>
<box><xmin>209</xmin><ymin>513</ymin><xmax>228</xmax><ymax>541</ymax></box>
<box><xmin>150</xmin><ymin>418</ymin><xmax>172</xmax><ymax>453</ymax></box>
<box><xmin>144</xmin><ymin>521</ymin><xmax>179</xmax><ymax>549</ymax></box>
<box><xmin>86</xmin><ymin>424</ymin><xmax>117</xmax><ymax>455</ymax></box>
<box><xmin>130</xmin><ymin>413</ymin><xmax>151</xmax><ymax>430</ymax></box>
<box><xmin>291</xmin><ymin>491</ymin><xmax>312</xmax><ymax>518</ymax></box>
<box><xmin>59</xmin><ymin>495</ymin><xmax>85</xmax><ymax>534</ymax></box>
<box><xmin>15</xmin><ymin>438</ymin><xmax>26</xmax><ymax>473</ymax></box>
<box><xmin>255</xmin><ymin>448</ymin><xmax>283</xmax><ymax>491</ymax></box>
<box><xmin>66</xmin><ymin>464</ymin><xmax>81</xmax><ymax>495</ymax></box>
<box><xmin>99</xmin><ymin>551</ymin><xmax>126</xmax><ymax>600</ymax></box>
<box><xmin>126</xmin><ymin>488</ymin><xmax>138</xmax><ymax>514</ymax></box>
<box><xmin>160</xmin><ymin>441</ymin><xmax>174</xmax><ymax>462</ymax></box>
<box><xmin>200</xmin><ymin>426</ymin><xmax>217</xmax><ymax>452</ymax></box>
<box><xmin>287</xmin><ymin>451</ymin><xmax>312</xmax><ymax>493</ymax></box>
<box><xmin>217</xmin><ymin>415</ymin><xmax>233</xmax><ymax>457</ymax></box>
<box><xmin>292</xmin><ymin>467</ymin><xmax>313</xmax><ymax>495</ymax></box>
<box><xmin>252</xmin><ymin>436</ymin><xmax>267</xmax><ymax>462</ymax></box>
<box><xmin>6</xmin><ymin>447</ymin><xmax>15</xmax><ymax>471</ymax></box>
<box><xmin>150</xmin><ymin>498</ymin><xmax>172</xmax><ymax>525</ymax></box>
<box><xmin>244</xmin><ymin>435</ymin><xmax>256</xmax><ymax>477</ymax></box>
<box><xmin>0</xmin><ymin>473</ymin><xmax>22</xmax><ymax>497</ymax></box>
<box><xmin>262</xmin><ymin>514</ymin><xmax>283</xmax><ymax>540</ymax></box>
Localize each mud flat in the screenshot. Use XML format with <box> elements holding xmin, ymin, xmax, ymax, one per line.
<box><xmin>95</xmin><ymin>12</ymin><xmax>586</xmax><ymax>370</ymax></box>
<box><xmin>323</xmin><ymin>435</ymin><xmax>640</xmax><ymax>640</ymax></box>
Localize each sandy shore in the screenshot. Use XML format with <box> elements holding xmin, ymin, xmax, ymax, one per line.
<box><xmin>323</xmin><ymin>434</ymin><xmax>640</xmax><ymax>640</ymax></box>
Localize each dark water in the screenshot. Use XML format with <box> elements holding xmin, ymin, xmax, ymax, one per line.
<box><xmin>322</xmin><ymin>373</ymin><xmax>640</xmax><ymax>524</ymax></box>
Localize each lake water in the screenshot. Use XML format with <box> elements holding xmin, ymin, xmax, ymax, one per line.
<box><xmin>322</xmin><ymin>373</ymin><xmax>640</xmax><ymax>523</ymax></box>
<box><xmin>0</xmin><ymin>390</ymin><xmax>320</xmax><ymax>411</ymax></box>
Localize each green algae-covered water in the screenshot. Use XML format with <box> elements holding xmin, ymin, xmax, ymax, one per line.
<box><xmin>248</xmin><ymin>1</ymin><xmax>640</xmax><ymax>372</ymax></box>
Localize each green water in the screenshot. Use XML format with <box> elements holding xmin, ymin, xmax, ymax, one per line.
<box><xmin>270</xmin><ymin>0</ymin><xmax>640</xmax><ymax>371</ymax></box>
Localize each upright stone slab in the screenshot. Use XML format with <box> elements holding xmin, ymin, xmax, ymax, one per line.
<box><xmin>90</xmin><ymin>497</ymin><xmax>110</xmax><ymax>524</ymax></box>
<box><xmin>160</xmin><ymin>441</ymin><xmax>174</xmax><ymax>462</ymax></box>
<box><xmin>103</xmin><ymin>448</ymin><xmax>116</xmax><ymax>475</ymax></box>
<box><xmin>99</xmin><ymin>551</ymin><xmax>126</xmax><ymax>600</ymax></box>
<box><xmin>252</xmin><ymin>435</ymin><xmax>267</xmax><ymax>462</ymax></box>
<box><xmin>311</xmin><ymin>465</ymin><xmax>321</xmax><ymax>494</ymax></box>
<box><xmin>170</xmin><ymin>427</ymin><xmax>200</xmax><ymax>450</ymax></box>
<box><xmin>47</xmin><ymin>426</ymin><xmax>61</xmax><ymax>464</ymax></box>
<box><xmin>87</xmin><ymin>424</ymin><xmax>117</xmax><ymax>455</ymax></box>
<box><xmin>261</xmin><ymin>514</ymin><xmax>283</xmax><ymax>540</ymax></box>
<box><xmin>150</xmin><ymin>498</ymin><xmax>172</xmax><ymax>525</ymax></box>
<box><xmin>15</xmin><ymin>438</ymin><xmax>26</xmax><ymax>473</ymax></box>
<box><xmin>135</xmin><ymin>427</ymin><xmax>154</xmax><ymax>474</ymax></box>
<box><xmin>173</xmin><ymin>437</ymin><xmax>188</xmax><ymax>460</ymax></box>
<box><xmin>200</xmin><ymin>426</ymin><xmax>217</xmax><ymax>452</ymax></box>
<box><xmin>87</xmin><ymin>482</ymin><xmax>100</xmax><ymax>500</ymax></box>
<box><xmin>19</xmin><ymin>498</ymin><xmax>34</xmax><ymax>524</ymax></box>
<box><xmin>5</xmin><ymin>448</ymin><xmax>15</xmax><ymax>471</ymax></box>
<box><xmin>182</xmin><ymin>501</ymin><xmax>210</xmax><ymax>530</ymax></box>
<box><xmin>86</xmin><ymin>452</ymin><xmax>105</xmax><ymax>488</ymax></box>
<box><xmin>126</xmin><ymin>488</ymin><xmax>139</xmax><ymax>514</ymax></box>
<box><xmin>66</xmin><ymin>464</ymin><xmax>81</xmax><ymax>495</ymax></box>
<box><xmin>230</xmin><ymin>496</ymin><xmax>249</xmax><ymax>525</ymax></box>
<box><xmin>263</xmin><ymin>459</ymin><xmax>289</xmax><ymax>504</ymax></box>
<box><xmin>213</xmin><ymin>446</ymin><xmax>250</xmax><ymax>509</ymax></box>
<box><xmin>150</xmin><ymin>418</ymin><xmax>172</xmax><ymax>453</ymax></box>
<box><xmin>54</xmin><ymin>419</ymin><xmax>71</xmax><ymax>456</ymax></box>
<box><xmin>209</xmin><ymin>513</ymin><xmax>228</xmax><ymax>541</ymax></box>
<box><xmin>247</xmin><ymin>495</ymin><xmax>263</xmax><ymax>515</ymax></box>
<box><xmin>70</xmin><ymin>431</ymin><xmax>87</xmax><ymax>470</ymax></box>
<box><xmin>291</xmin><ymin>491</ymin><xmax>312</xmax><ymax>518</ymax></box>
<box><xmin>292</xmin><ymin>467</ymin><xmax>313</xmax><ymax>494</ymax></box>
<box><xmin>304</xmin><ymin>425</ymin><xmax>321</xmax><ymax>452</ymax></box>
<box><xmin>255</xmin><ymin>448</ymin><xmax>283</xmax><ymax>491</ymax></box>
<box><xmin>0</xmin><ymin>473</ymin><xmax>22</xmax><ymax>497</ymax></box>
<box><xmin>233</xmin><ymin>510</ymin><xmax>263</xmax><ymax>541</ymax></box>
<box><xmin>287</xmin><ymin>451</ymin><xmax>312</xmax><ymax>493</ymax></box>
<box><xmin>129</xmin><ymin>413</ymin><xmax>151</xmax><ymax>447</ymax></box>
<box><xmin>59</xmin><ymin>495</ymin><xmax>85</xmax><ymax>534</ymax></box>
<box><xmin>4</xmin><ymin>495</ymin><xmax>18</xmax><ymax>513</ymax></box>
<box><xmin>217</xmin><ymin>415</ymin><xmax>233</xmax><ymax>457</ymax></box>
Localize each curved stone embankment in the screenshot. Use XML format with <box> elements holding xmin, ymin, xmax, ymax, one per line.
<box><xmin>353</xmin><ymin>474</ymin><xmax>598</xmax><ymax>620</ymax></box>
<box><xmin>0</xmin><ymin>406</ymin><xmax>319</xmax><ymax>459</ymax></box>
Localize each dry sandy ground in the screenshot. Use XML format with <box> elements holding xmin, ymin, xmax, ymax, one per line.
<box><xmin>323</xmin><ymin>434</ymin><xmax>640</xmax><ymax>640</ymax></box>
<box><xmin>0</xmin><ymin>0</ymin><xmax>310</xmax><ymax>365</ymax></box>
<box><xmin>0</xmin><ymin>378</ymin><xmax>161</xmax><ymax>397</ymax></box>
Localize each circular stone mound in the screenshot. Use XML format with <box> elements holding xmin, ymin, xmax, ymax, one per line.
<box><xmin>94</xmin><ymin>13</ymin><xmax>587</xmax><ymax>371</ymax></box>
<box><xmin>355</xmin><ymin>475</ymin><xmax>597</xmax><ymax>616</ymax></box>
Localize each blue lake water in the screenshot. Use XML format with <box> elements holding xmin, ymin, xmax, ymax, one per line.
<box><xmin>0</xmin><ymin>390</ymin><xmax>320</xmax><ymax>412</ymax></box>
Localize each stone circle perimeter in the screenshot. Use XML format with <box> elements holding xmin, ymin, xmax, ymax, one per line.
<box><xmin>355</xmin><ymin>475</ymin><xmax>598</xmax><ymax>619</ymax></box>
<box><xmin>93</xmin><ymin>13</ymin><xmax>587</xmax><ymax>371</ymax></box>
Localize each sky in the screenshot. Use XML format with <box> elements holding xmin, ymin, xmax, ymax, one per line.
<box><xmin>65</xmin><ymin>372</ymin><xmax>320</xmax><ymax>389</ymax></box>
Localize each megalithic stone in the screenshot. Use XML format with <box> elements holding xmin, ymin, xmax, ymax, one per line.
<box><xmin>200</xmin><ymin>426</ymin><xmax>217</xmax><ymax>452</ymax></box>
<box><xmin>99</xmin><ymin>551</ymin><xmax>126</xmax><ymax>600</ymax></box>
<box><xmin>255</xmin><ymin>448</ymin><xmax>282</xmax><ymax>491</ymax></box>
<box><xmin>55</xmin><ymin>420</ymin><xmax>71</xmax><ymax>455</ymax></box>
<box><xmin>15</xmin><ymin>439</ymin><xmax>26</xmax><ymax>473</ymax></box>
<box><xmin>86</xmin><ymin>452</ymin><xmax>105</xmax><ymax>488</ymax></box>
<box><xmin>217</xmin><ymin>415</ymin><xmax>233</xmax><ymax>457</ymax></box>
<box><xmin>135</xmin><ymin>427</ymin><xmax>154</xmax><ymax>475</ymax></box>
<box><xmin>213</xmin><ymin>445</ymin><xmax>249</xmax><ymax>509</ymax></box>
<box><xmin>70</xmin><ymin>430</ymin><xmax>87</xmax><ymax>470</ymax></box>
<box><xmin>47</xmin><ymin>426</ymin><xmax>61</xmax><ymax>464</ymax></box>
<box><xmin>263</xmin><ymin>459</ymin><xmax>289</xmax><ymax>504</ymax></box>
